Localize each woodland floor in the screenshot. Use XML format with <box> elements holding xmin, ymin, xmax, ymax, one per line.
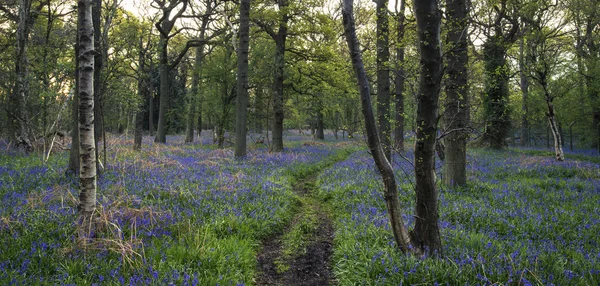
<box><xmin>257</xmin><ymin>160</ymin><xmax>338</xmax><ymax>286</ymax></box>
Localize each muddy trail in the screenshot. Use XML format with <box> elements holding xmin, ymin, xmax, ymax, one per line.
<box><xmin>256</xmin><ymin>154</ymin><xmax>348</xmax><ymax>286</ymax></box>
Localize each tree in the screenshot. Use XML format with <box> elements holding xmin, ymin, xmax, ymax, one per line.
<box><xmin>394</xmin><ymin>0</ymin><xmax>407</xmax><ymax>152</ymax></box>
<box><xmin>234</xmin><ymin>0</ymin><xmax>251</xmax><ymax>158</ymax></box>
<box><xmin>412</xmin><ymin>0</ymin><xmax>443</xmax><ymax>253</ymax></box>
<box><xmin>518</xmin><ymin>22</ymin><xmax>530</xmax><ymax>147</ymax></box>
<box><xmin>77</xmin><ymin>0</ymin><xmax>97</xmax><ymax>225</ymax></box>
<box><xmin>342</xmin><ymin>0</ymin><xmax>412</xmax><ymax>253</ymax></box>
<box><xmin>7</xmin><ymin>0</ymin><xmax>44</xmax><ymax>151</ymax></box>
<box><xmin>343</xmin><ymin>0</ymin><xmax>443</xmax><ymax>256</ymax></box>
<box><xmin>442</xmin><ymin>0</ymin><xmax>469</xmax><ymax>187</ymax></box>
<box><xmin>477</xmin><ymin>0</ymin><xmax>519</xmax><ymax>149</ymax></box>
<box><xmin>376</xmin><ymin>0</ymin><xmax>391</xmax><ymax>159</ymax></box>
<box><xmin>153</xmin><ymin>0</ymin><xmax>188</xmax><ymax>143</ymax></box>
<box><xmin>522</xmin><ymin>0</ymin><xmax>568</xmax><ymax>161</ymax></box>
<box><xmin>185</xmin><ymin>0</ymin><xmax>215</xmax><ymax>143</ymax></box>
<box><xmin>252</xmin><ymin>0</ymin><xmax>290</xmax><ymax>152</ymax></box>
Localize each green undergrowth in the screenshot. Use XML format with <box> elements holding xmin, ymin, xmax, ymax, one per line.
<box><xmin>316</xmin><ymin>149</ymin><xmax>600</xmax><ymax>285</ymax></box>
<box><xmin>273</xmin><ymin>145</ymin><xmax>356</xmax><ymax>274</ymax></box>
<box><xmin>0</xmin><ymin>139</ymin><xmax>357</xmax><ymax>285</ymax></box>
<box><xmin>275</xmin><ymin>196</ymin><xmax>321</xmax><ymax>273</ymax></box>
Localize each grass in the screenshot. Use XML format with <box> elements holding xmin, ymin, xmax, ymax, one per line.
<box><xmin>0</xmin><ymin>134</ymin><xmax>351</xmax><ymax>285</ymax></box>
<box><xmin>1</xmin><ymin>133</ymin><xmax>598</xmax><ymax>285</ymax></box>
<box><xmin>317</xmin><ymin>148</ymin><xmax>600</xmax><ymax>285</ymax></box>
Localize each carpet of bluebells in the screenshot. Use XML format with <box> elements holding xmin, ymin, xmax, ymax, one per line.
<box><xmin>317</xmin><ymin>148</ymin><xmax>600</xmax><ymax>285</ymax></box>
<box><xmin>0</xmin><ymin>133</ymin><xmax>341</xmax><ymax>285</ymax></box>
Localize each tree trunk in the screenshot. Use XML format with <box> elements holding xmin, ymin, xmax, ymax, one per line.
<box><xmin>149</xmin><ymin>88</ymin><xmax>155</xmax><ymax>136</ymax></box>
<box><xmin>185</xmin><ymin>47</ymin><xmax>200</xmax><ymax>143</ymax></box>
<box><xmin>69</xmin><ymin>42</ymin><xmax>80</xmax><ymax>173</ymax></box>
<box><xmin>134</xmin><ymin>36</ymin><xmax>145</xmax><ymax>151</ymax></box>
<box><xmin>155</xmin><ymin>36</ymin><xmax>169</xmax><ymax>143</ymax></box>
<box><xmin>92</xmin><ymin>0</ymin><xmax>102</xmax><ymax>172</ymax></box>
<box><xmin>544</xmin><ymin>89</ymin><xmax>564</xmax><ymax>161</ymax></box>
<box><xmin>271</xmin><ymin>0</ymin><xmax>289</xmax><ymax>152</ymax></box>
<box><xmin>77</xmin><ymin>0</ymin><xmax>97</xmax><ymax>223</ymax></box>
<box><xmin>412</xmin><ymin>0</ymin><xmax>443</xmax><ymax>255</ymax></box>
<box><xmin>377</xmin><ymin>0</ymin><xmax>391</xmax><ymax>160</ymax></box>
<box><xmin>519</xmin><ymin>34</ymin><xmax>529</xmax><ymax>147</ymax></box>
<box><xmin>482</xmin><ymin>36</ymin><xmax>510</xmax><ymax>149</ymax></box>
<box><xmin>394</xmin><ymin>0</ymin><xmax>406</xmax><ymax>152</ymax></box>
<box><xmin>316</xmin><ymin>104</ymin><xmax>325</xmax><ymax>140</ymax></box>
<box><xmin>235</xmin><ymin>0</ymin><xmax>251</xmax><ymax>158</ymax></box>
<box><xmin>10</xmin><ymin>0</ymin><xmax>33</xmax><ymax>151</ymax></box>
<box><xmin>443</xmin><ymin>0</ymin><xmax>469</xmax><ymax>187</ymax></box>
<box><xmin>342</xmin><ymin>0</ymin><xmax>413</xmax><ymax>254</ymax></box>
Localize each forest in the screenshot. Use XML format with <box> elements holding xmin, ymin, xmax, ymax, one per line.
<box><xmin>0</xmin><ymin>0</ymin><xmax>599</xmax><ymax>284</ymax></box>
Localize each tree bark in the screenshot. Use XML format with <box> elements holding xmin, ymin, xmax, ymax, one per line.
<box><xmin>376</xmin><ymin>0</ymin><xmax>391</xmax><ymax>160</ymax></box>
<box><xmin>134</xmin><ymin>36</ymin><xmax>145</xmax><ymax>151</ymax></box>
<box><xmin>544</xmin><ymin>89</ymin><xmax>564</xmax><ymax>161</ymax></box>
<box><xmin>482</xmin><ymin>35</ymin><xmax>511</xmax><ymax>149</ymax></box>
<box><xmin>92</xmin><ymin>0</ymin><xmax>102</xmax><ymax>172</ymax></box>
<box><xmin>69</xmin><ymin>42</ymin><xmax>80</xmax><ymax>173</ymax></box>
<box><xmin>443</xmin><ymin>0</ymin><xmax>469</xmax><ymax>187</ymax></box>
<box><xmin>342</xmin><ymin>0</ymin><xmax>413</xmax><ymax>254</ymax></box>
<box><xmin>271</xmin><ymin>0</ymin><xmax>289</xmax><ymax>152</ymax></box>
<box><xmin>155</xmin><ymin>35</ymin><xmax>169</xmax><ymax>143</ymax></box>
<box><xmin>235</xmin><ymin>0</ymin><xmax>251</xmax><ymax>158</ymax></box>
<box><xmin>185</xmin><ymin>47</ymin><xmax>200</xmax><ymax>143</ymax></box>
<box><xmin>519</xmin><ymin>33</ymin><xmax>529</xmax><ymax>147</ymax></box>
<box><xmin>77</xmin><ymin>0</ymin><xmax>97</xmax><ymax>223</ymax></box>
<box><xmin>10</xmin><ymin>0</ymin><xmax>34</xmax><ymax>151</ymax></box>
<box><xmin>316</xmin><ymin>101</ymin><xmax>325</xmax><ymax>140</ymax></box>
<box><xmin>412</xmin><ymin>0</ymin><xmax>443</xmax><ymax>255</ymax></box>
<box><xmin>394</xmin><ymin>0</ymin><xmax>406</xmax><ymax>152</ymax></box>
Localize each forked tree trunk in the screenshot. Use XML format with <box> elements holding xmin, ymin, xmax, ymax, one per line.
<box><xmin>394</xmin><ymin>0</ymin><xmax>406</xmax><ymax>152</ymax></box>
<box><xmin>544</xmin><ymin>89</ymin><xmax>564</xmax><ymax>161</ymax></box>
<box><xmin>234</xmin><ymin>0</ymin><xmax>251</xmax><ymax>158</ymax></box>
<box><xmin>443</xmin><ymin>0</ymin><xmax>469</xmax><ymax>187</ymax></box>
<box><xmin>412</xmin><ymin>0</ymin><xmax>443</xmax><ymax>254</ymax></box>
<box><xmin>342</xmin><ymin>0</ymin><xmax>413</xmax><ymax>254</ymax></box>
<box><xmin>77</xmin><ymin>0</ymin><xmax>97</xmax><ymax>223</ymax></box>
<box><xmin>376</xmin><ymin>0</ymin><xmax>391</xmax><ymax>160</ymax></box>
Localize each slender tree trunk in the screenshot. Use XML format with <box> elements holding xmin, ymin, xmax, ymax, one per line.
<box><xmin>235</xmin><ymin>0</ymin><xmax>251</xmax><ymax>158</ymax></box>
<box><xmin>271</xmin><ymin>0</ymin><xmax>289</xmax><ymax>152</ymax></box>
<box><xmin>92</xmin><ymin>0</ymin><xmax>102</xmax><ymax>172</ymax></box>
<box><xmin>377</xmin><ymin>0</ymin><xmax>391</xmax><ymax>160</ymax></box>
<box><xmin>394</xmin><ymin>0</ymin><xmax>406</xmax><ymax>152</ymax></box>
<box><xmin>77</xmin><ymin>0</ymin><xmax>97</xmax><ymax>223</ymax></box>
<box><xmin>185</xmin><ymin>48</ymin><xmax>199</xmax><ymax>143</ymax></box>
<box><xmin>155</xmin><ymin>36</ymin><xmax>169</xmax><ymax>143</ymax></box>
<box><xmin>134</xmin><ymin>36</ymin><xmax>145</xmax><ymax>151</ymax></box>
<box><xmin>149</xmin><ymin>88</ymin><xmax>155</xmax><ymax>136</ymax></box>
<box><xmin>443</xmin><ymin>0</ymin><xmax>469</xmax><ymax>187</ymax></box>
<box><xmin>519</xmin><ymin>34</ymin><xmax>529</xmax><ymax>147</ymax></box>
<box><xmin>342</xmin><ymin>0</ymin><xmax>413</xmax><ymax>254</ymax></box>
<box><xmin>69</xmin><ymin>42</ymin><xmax>80</xmax><ymax>173</ymax></box>
<box><xmin>412</xmin><ymin>0</ymin><xmax>443</xmax><ymax>255</ymax></box>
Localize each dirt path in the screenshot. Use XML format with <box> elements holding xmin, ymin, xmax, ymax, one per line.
<box><xmin>256</xmin><ymin>169</ymin><xmax>338</xmax><ymax>286</ymax></box>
